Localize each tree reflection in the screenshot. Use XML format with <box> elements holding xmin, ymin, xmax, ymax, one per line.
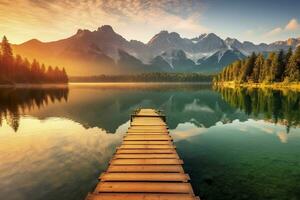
<box><xmin>214</xmin><ymin>86</ymin><xmax>300</xmax><ymax>132</ymax></box>
<box><xmin>0</xmin><ymin>87</ymin><xmax>69</xmax><ymax>132</ymax></box>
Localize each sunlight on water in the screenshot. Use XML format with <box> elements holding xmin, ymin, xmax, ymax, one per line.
<box><xmin>0</xmin><ymin>84</ymin><xmax>299</xmax><ymax>200</ymax></box>
<box><xmin>0</xmin><ymin>116</ymin><xmax>129</xmax><ymax>200</ymax></box>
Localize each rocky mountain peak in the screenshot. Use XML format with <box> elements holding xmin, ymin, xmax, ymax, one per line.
<box><xmin>97</xmin><ymin>25</ymin><xmax>115</xmax><ymax>34</ymax></box>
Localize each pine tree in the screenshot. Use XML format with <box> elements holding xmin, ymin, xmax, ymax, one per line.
<box><xmin>270</xmin><ymin>52</ymin><xmax>279</xmax><ymax>82</ymax></box>
<box><xmin>284</xmin><ymin>47</ymin><xmax>293</xmax><ymax>78</ymax></box>
<box><xmin>252</xmin><ymin>53</ymin><xmax>264</xmax><ymax>83</ymax></box>
<box><xmin>240</xmin><ymin>52</ymin><xmax>256</xmax><ymax>82</ymax></box>
<box><xmin>0</xmin><ymin>36</ymin><xmax>69</xmax><ymax>84</ymax></box>
<box><xmin>1</xmin><ymin>36</ymin><xmax>13</xmax><ymax>79</ymax></box>
<box><xmin>285</xmin><ymin>46</ymin><xmax>300</xmax><ymax>82</ymax></box>
<box><xmin>62</xmin><ymin>68</ymin><xmax>68</xmax><ymax>83</ymax></box>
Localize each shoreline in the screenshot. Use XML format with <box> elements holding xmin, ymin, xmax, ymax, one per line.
<box><xmin>0</xmin><ymin>83</ymin><xmax>69</xmax><ymax>89</ymax></box>
<box><xmin>0</xmin><ymin>82</ymin><xmax>212</xmax><ymax>87</ymax></box>
<box><xmin>214</xmin><ymin>81</ymin><xmax>300</xmax><ymax>91</ymax></box>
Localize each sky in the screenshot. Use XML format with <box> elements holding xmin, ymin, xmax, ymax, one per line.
<box><xmin>0</xmin><ymin>0</ymin><xmax>299</xmax><ymax>44</ymax></box>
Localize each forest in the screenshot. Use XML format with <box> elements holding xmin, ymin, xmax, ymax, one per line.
<box><xmin>70</xmin><ymin>72</ymin><xmax>213</xmax><ymax>82</ymax></box>
<box><xmin>214</xmin><ymin>46</ymin><xmax>300</xmax><ymax>84</ymax></box>
<box><xmin>214</xmin><ymin>86</ymin><xmax>300</xmax><ymax>132</ymax></box>
<box><xmin>0</xmin><ymin>36</ymin><xmax>68</xmax><ymax>84</ymax></box>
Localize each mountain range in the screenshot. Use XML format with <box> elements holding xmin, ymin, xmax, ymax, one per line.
<box><xmin>12</xmin><ymin>25</ymin><xmax>300</xmax><ymax>76</ymax></box>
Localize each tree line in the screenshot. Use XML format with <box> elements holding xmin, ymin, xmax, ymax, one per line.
<box><xmin>70</xmin><ymin>72</ymin><xmax>213</xmax><ymax>82</ymax></box>
<box><xmin>215</xmin><ymin>86</ymin><xmax>300</xmax><ymax>132</ymax></box>
<box><xmin>0</xmin><ymin>36</ymin><xmax>68</xmax><ymax>84</ymax></box>
<box><xmin>214</xmin><ymin>46</ymin><xmax>300</xmax><ymax>83</ymax></box>
<box><xmin>0</xmin><ymin>87</ymin><xmax>68</xmax><ymax>132</ymax></box>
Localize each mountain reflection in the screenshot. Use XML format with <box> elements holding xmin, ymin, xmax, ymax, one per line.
<box><xmin>1</xmin><ymin>84</ymin><xmax>299</xmax><ymax>134</ymax></box>
<box><xmin>214</xmin><ymin>86</ymin><xmax>300</xmax><ymax>132</ymax></box>
<box><xmin>0</xmin><ymin>87</ymin><xmax>69</xmax><ymax>132</ymax></box>
<box><xmin>24</xmin><ymin>84</ymin><xmax>247</xmax><ymax>133</ymax></box>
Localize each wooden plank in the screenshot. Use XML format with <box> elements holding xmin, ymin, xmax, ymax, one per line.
<box><xmin>86</xmin><ymin>193</ymin><xmax>199</xmax><ymax>200</ymax></box>
<box><xmin>86</xmin><ymin>109</ymin><xmax>199</xmax><ymax>200</ymax></box>
<box><xmin>113</xmin><ymin>153</ymin><xmax>179</xmax><ymax>159</ymax></box>
<box><xmin>131</xmin><ymin>120</ymin><xmax>166</xmax><ymax>126</ymax></box>
<box><xmin>127</xmin><ymin>132</ymin><xmax>169</xmax><ymax>136</ymax></box>
<box><xmin>116</xmin><ymin>149</ymin><xmax>177</xmax><ymax>154</ymax></box>
<box><xmin>107</xmin><ymin>165</ymin><xmax>184</xmax><ymax>173</ymax></box>
<box><xmin>124</xmin><ymin>135</ymin><xmax>172</xmax><ymax>141</ymax></box>
<box><xmin>127</xmin><ymin>128</ymin><xmax>169</xmax><ymax>133</ymax></box>
<box><xmin>99</xmin><ymin>173</ymin><xmax>190</xmax><ymax>182</ymax></box>
<box><xmin>119</xmin><ymin>145</ymin><xmax>175</xmax><ymax>149</ymax></box>
<box><xmin>132</xmin><ymin>119</ymin><xmax>164</xmax><ymax>122</ymax></box>
<box><xmin>110</xmin><ymin>159</ymin><xmax>183</xmax><ymax>165</ymax></box>
<box><xmin>95</xmin><ymin>182</ymin><xmax>194</xmax><ymax>194</ymax></box>
<box><xmin>129</xmin><ymin>126</ymin><xmax>168</xmax><ymax>130</ymax></box>
<box><xmin>122</xmin><ymin>141</ymin><xmax>173</xmax><ymax>145</ymax></box>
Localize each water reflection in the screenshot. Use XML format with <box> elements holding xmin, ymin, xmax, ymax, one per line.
<box><xmin>1</xmin><ymin>84</ymin><xmax>299</xmax><ymax>134</ymax></box>
<box><xmin>214</xmin><ymin>86</ymin><xmax>300</xmax><ymax>132</ymax></box>
<box><xmin>0</xmin><ymin>87</ymin><xmax>69</xmax><ymax>132</ymax></box>
<box><xmin>0</xmin><ymin>84</ymin><xmax>300</xmax><ymax>200</ymax></box>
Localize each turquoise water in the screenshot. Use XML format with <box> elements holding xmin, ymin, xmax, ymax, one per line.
<box><xmin>0</xmin><ymin>83</ymin><xmax>299</xmax><ymax>200</ymax></box>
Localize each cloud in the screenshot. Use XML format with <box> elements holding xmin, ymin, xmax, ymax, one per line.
<box><xmin>0</xmin><ymin>0</ymin><xmax>208</xmax><ymax>43</ymax></box>
<box><xmin>265</xmin><ymin>27</ymin><xmax>283</xmax><ymax>36</ymax></box>
<box><xmin>264</xmin><ymin>18</ymin><xmax>299</xmax><ymax>37</ymax></box>
<box><xmin>277</xmin><ymin>131</ymin><xmax>288</xmax><ymax>143</ymax></box>
<box><xmin>285</xmin><ymin>18</ymin><xmax>299</xmax><ymax>31</ymax></box>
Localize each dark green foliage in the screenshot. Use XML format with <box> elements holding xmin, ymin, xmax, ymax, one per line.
<box><xmin>285</xmin><ymin>47</ymin><xmax>300</xmax><ymax>82</ymax></box>
<box><xmin>215</xmin><ymin>87</ymin><xmax>300</xmax><ymax>131</ymax></box>
<box><xmin>215</xmin><ymin>47</ymin><xmax>300</xmax><ymax>83</ymax></box>
<box><xmin>240</xmin><ymin>53</ymin><xmax>257</xmax><ymax>82</ymax></box>
<box><xmin>0</xmin><ymin>36</ymin><xmax>68</xmax><ymax>84</ymax></box>
<box><xmin>70</xmin><ymin>72</ymin><xmax>213</xmax><ymax>82</ymax></box>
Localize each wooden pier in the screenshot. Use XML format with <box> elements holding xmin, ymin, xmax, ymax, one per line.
<box><xmin>86</xmin><ymin>108</ymin><xmax>199</xmax><ymax>200</ymax></box>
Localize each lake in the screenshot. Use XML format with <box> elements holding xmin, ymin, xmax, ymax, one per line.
<box><xmin>0</xmin><ymin>83</ymin><xmax>299</xmax><ymax>200</ymax></box>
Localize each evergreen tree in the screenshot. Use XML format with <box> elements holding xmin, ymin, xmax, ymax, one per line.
<box><xmin>275</xmin><ymin>50</ymin><xmax>285</xmax><ymax>81</ymax></box>
<box><xmin>285</xmin><ymin>46</ymin><xmax>300</xmax><ymax>82</ymax></box>
<box><xmin>252</xmin><ymin>53</ymin><xmax>264</xmax><ymax>83</ymax></box>
<box><xmin>240</xmin><ymin>52</ymin><xmax>256</xmax><ymax>82</ymax></box>
<box><xmin>0</xmin><ymin>35</ymin><xmax>68</xmax><ymax>84</ymax></box>
<box><xmin>1</xmin><ymin>36</ymin><xmax>13</xmax><ymax>80</ymax></box>
<box><xmin>215</xmin><ymin>48</ymin><xmax>299</xmax><ymax>84</ymax></box>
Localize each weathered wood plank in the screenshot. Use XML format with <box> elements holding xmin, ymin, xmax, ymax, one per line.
<box><xmin>85</xmin><ymin>109</ymin><xmax>199</xmax><ymax>200</ymax></box>
<box><xmin>95</xmin><ymin>182</ymin><xmax>194</xmax><ymax>194</ymax></box>
<box><xmin>122</xmin><ymin>141</ymin><xmax>173</xmax><ymax>145</ymax></box>
<box><xmin>86</xmin><ymin>193</ymin><xmax>199</xmax><ymax>200</ymax></box>
<box><xmin>110</xmin><ymin>158</ymin><xmax>183</xmax><ymax>165</ymax></box>
<box><xmin>124</xmin><ymin>135</ymin><xmax>172</xmax><ymax>141</ymax></box>
<box><xmin>113</xmin><ymin>153</ymin><xmax>179</xmax><ymax>159</ymax></box>
<box><xmin>127</xmin><ymin>132</ymin><xmax>169</xmax><ymax>135</ymax></box>
<box><xmin>116</xmin><ymin>149</ymin><xmax>177</xmax><ymax>154</ymax></box>
<box><xmin>127</xmin><ymin>129</ymin><xmax>169</xmax><ymax>133</ymax></box>
<box><xmin>99</xmin><ymin>173</ymin><xmax>190</xmax><ymax>182</ymax></box>
<box><xmin>107</xmin><ymin>165</ymin><xmax>184</xmax><ymax>173</ymax></box>
<box><xmin>119</xmin><ymin>144</ymin><xmax>176</xmax><ymax>149</ymax></box>
<box><xmin>129</xmin><ymin>126</ymin><xmax>168</xmax><ymax>130</ymax></box>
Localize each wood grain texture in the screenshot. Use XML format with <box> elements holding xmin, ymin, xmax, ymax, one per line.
<box><xmin>107</xmin><ymin>165</ymin><xmax>184</xmax><ymax>173</ymax></box>
<box><xmin>85</xmin><ymin>109</ymin><xmax>198</xmax><ymax>200</ymax></box>
<box><xmin>86</xmin><ymin>193</ymin><xmax>199</xmax><ymax>200</ymax></box>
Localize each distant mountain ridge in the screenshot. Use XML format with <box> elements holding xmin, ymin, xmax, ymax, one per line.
<box><xmin>12</xmin><ymin>25</ymin><xmax>300</xmax><ymax>76</ymax></box>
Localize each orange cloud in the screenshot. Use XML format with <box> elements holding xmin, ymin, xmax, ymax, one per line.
<box><xmin>285</xmin><ymin>18</ymin><xmax>299</xmax><ymax>31</ymax></box>
<box><xmin>0</xmin><ymin>0</ymin><xmax>208</xmax><ymax>44</ymax></box>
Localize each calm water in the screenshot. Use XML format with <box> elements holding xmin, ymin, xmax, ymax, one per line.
<box><xmin>0</xmin><ymin>83</ymin><xmax>299</xmax><ymax>200</ymax></box>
